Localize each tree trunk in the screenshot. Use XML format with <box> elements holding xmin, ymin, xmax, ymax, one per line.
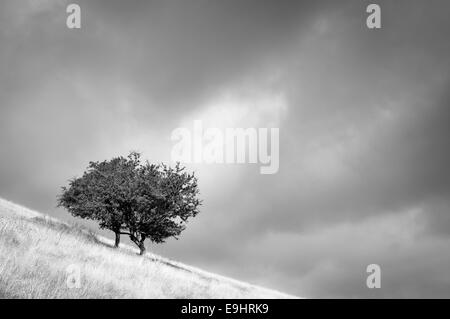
<box><xmin>139</xmin><ymin>242</ymin><xmax>146</xmax><ymax>255</ymax></box>
<box><xmin>114</xmin><ymin>232</ymin><xmax>120</xmax><ymax>248</ymax></box>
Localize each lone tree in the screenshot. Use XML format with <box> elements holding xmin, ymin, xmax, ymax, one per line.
<box><xmin>58</xmin><ymin>152</ymin><xmax>201</xmax><ymax>254</ymax></box>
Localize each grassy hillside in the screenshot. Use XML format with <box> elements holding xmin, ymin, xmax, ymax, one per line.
<box><xmin>0</xmin><ymin>198</ymin><xmax>296</xmax><ymax>299</ymax></box>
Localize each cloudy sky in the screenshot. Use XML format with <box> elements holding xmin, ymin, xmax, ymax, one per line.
<box><xmin>1</xmin><ymin>0</ymin><xmax>450</xmax><ymax>297</ymax></box>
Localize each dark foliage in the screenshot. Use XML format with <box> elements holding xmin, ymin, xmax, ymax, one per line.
<box><xmin>58</xmin><ymin>152</ymin><xmax>201</xmax><ymax>254</ymax></box>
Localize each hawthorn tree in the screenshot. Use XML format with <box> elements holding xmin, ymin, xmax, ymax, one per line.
<box><xmin>58</xmin><ymin>152</ymin><xmax>201</xmax><ymax>255</ymax></box>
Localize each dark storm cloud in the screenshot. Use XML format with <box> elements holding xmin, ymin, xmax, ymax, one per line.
<box><xmin>1</xmin><ymin>0</ymin><xmax>450</xmax><ymax>297</ymax></box>
<box><xmin>82</xmin><ymin>0</ymin><xmax>339</xmax><ymax>116</ymax></box>
<box><xmin>206</xmin><ymin>0</ymin><xmax>450</xmax><ymax>232</ymax></box>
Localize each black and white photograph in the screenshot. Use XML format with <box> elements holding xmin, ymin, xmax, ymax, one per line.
<box><xmin>1</xmin><ymin>0</ymin><xmax>450</xmax><ymax>304</ymax></box>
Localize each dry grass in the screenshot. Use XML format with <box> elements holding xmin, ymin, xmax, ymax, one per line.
<box><xmin>0</xmin><ymin>198</ymin><xmax>296</xmax><ymax>299</ymax></box>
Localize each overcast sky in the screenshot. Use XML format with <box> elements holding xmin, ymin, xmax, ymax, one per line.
<box><xmin>1</xmin><ymin>0</ymin><xmax>450</xmax><ymax>297</ymax></box>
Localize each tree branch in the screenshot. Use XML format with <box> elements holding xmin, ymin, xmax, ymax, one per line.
<box><xmin>119</xmin><ymin>232</ymin><xmax>132</xmax><ymax>236</ymax></box>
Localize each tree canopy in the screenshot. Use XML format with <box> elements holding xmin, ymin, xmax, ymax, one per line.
<box><xmin>58</xmin><ymin>152</ymin><xmax>201</xmax><ymax>255</ymax></box>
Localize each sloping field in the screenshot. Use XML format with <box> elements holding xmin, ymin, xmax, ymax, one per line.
<box><xmin>0</xmin><ymin>198</ymin><xmax>296</xmax><ymax>299</ymax></box>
